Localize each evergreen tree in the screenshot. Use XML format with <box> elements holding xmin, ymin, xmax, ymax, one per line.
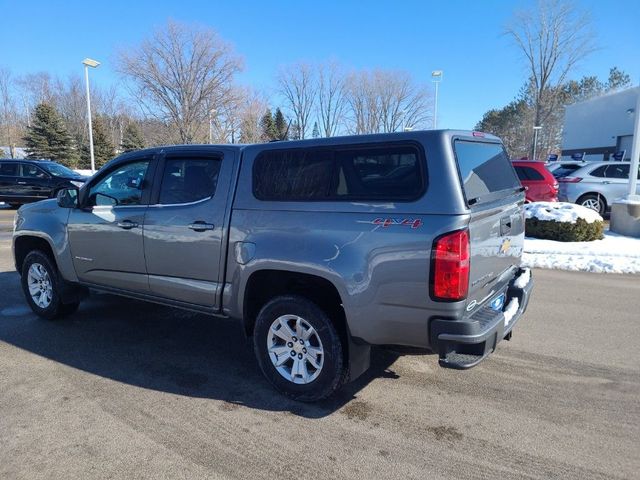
<box><xmin>121</xmin><ymin>122</ymin><xmax>145</xmax><ymax>152</ymax></box>
<box><xmin>273</xmin><ymin>108</ymin><xmax>288</xmax><ymax>140</ymax></box>
<box><xmin>79</xmin><ymin>116</ymin><xmax>115</xmax><ymax>169</ymax></box>
<box><xmin>260</xmin><ymin>109</ymin><xmax>277</xmax><ymax>141</ymax></box>
<box><xmin>312</xmin><ymin>121</ymin><xmax>320</xmax><ymax>139</ymax></box>
<box><xmin>24</xmin><ymin>102</ymin><xmax>79</xmax><ymax>167</ymax></box>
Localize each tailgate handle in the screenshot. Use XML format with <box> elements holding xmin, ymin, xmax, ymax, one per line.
<box><xmin>500</xmin><ymin>217</ymin><xmax>512</xmax><ymax>235</ymax></box>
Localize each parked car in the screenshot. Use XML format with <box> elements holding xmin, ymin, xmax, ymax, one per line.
<box><xmin>558</xmin><ymin>161</ymin><xmax>640</xmax><ymax>215</ymax></box>
<box><xmin>546</xmin><ymin>160</ymin><xmax>589</xmax><ymax>179</ymax></box>
<box><xmin>13</xmin><ymin>131</ymin><xmax>533</xmax><ymax>401</ymax></box>
<box><xmin>512</xmin><ymin>160</ymin><xmax>558</xmax><ymax>202</ymax></box>
<box><xmin>0</xmin><ymin>159</ymin><xmax>88</xmax><ymax>207</ymax></box>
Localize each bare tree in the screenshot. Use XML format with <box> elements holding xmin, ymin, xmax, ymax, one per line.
<box><xmin>278</xmin><ymin>62</ymin><xmax>317</xmax><ymax>139</ymax></box>
<box><xmin>344</xmin><ymin>69</ymin><xmax>431</xmax><ymax>135</ymax></box>
<box><xmin>505</xmin><ymin>0</ymin><xmax>596</xmax><ymax>157</ymax></box>
<box><xmin>0</xmin><ymin>68</ymin><xmax>16</xmax><ymax>156</ymax></box>
<box><xmin>117</xmin><ymin>20</ymin><xmax>243</xmax><ymax>143</ymax></box>
<box><xmin>317</xmin><ymin>61</ymin><xmax>346</xmax><ymax>137</ymax></box>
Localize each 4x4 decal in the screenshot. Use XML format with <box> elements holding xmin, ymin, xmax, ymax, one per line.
<box><xmin>359</xmin><ymin>218</ymin><xmax>423</xmax><ymax>229</ymax></box>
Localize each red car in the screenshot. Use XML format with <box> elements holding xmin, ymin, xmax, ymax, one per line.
<box><xmin>512</xmin><ymin>160</ymin><xmax>558</xmax><ymax>203</ymax></box>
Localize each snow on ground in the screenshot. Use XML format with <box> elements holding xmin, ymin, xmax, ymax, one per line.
<box><xmin>525</xmin><ymin>201</ymin><xmax>602</xmax><ymax>224</ymax></box>
<box><xmin>523</xmin><ymin>230</ymin><xmax>640</xmax><ymax>274</ymax></box>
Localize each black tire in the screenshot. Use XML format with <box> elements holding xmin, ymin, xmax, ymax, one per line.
<box><xmin>578</xmin><ymin>193</ymin><xmax>606</xmax><ymax>216</ymax></box>
<box><xmin>21</xmin><ymin>250</ymin><xmax>79</xmax><ymax>320</ymax></box>
<box><xmin>253</xmin><ymin>295</ymin><xmax>346</xmax><ymax>402</ymax></box>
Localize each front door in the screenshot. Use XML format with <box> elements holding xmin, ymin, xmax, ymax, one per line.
<box><xmin>143</xmin><ymin>151</ymin><xmax>234</xmax><ymax>307</ymax></box>
<box><xmin>68</xmin><ymin>157</ymin><xmax>155</xmax><ymax>292</ymax></box>
<box><xmin>18</xmin><ymin>163</ymin><xmax>54</xmax><ymax>200</ymax></box>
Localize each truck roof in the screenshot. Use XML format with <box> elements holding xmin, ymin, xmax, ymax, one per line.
<box><xmin>117</xmin><ymin>129</ymin><xmax>501</xmax><ymax>160</ymax></box>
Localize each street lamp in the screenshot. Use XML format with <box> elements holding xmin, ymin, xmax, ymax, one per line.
<box><xmin>431</xmin><ymin>70</ymin><xmax>443</xmax><ymax>129</ymax></box>
<box><xmin>626</xmin><ymin>92</ymin><xmax>640</xmax><ymax>200</ymax></box>
<box><xmin>82</xmin><ymin>58</ymin><xmax>100</xmax><ymax>173</ymax></box>
<box><xmin>532</xmin><ymin>125</ymin><xmax>542</xmax><ymax>161</ymax></box>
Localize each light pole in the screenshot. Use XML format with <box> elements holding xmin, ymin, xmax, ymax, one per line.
<box><xmin>82</xmin><ymin>58</ymin><xmax>100</xmax><ymax>173</ymax></box>
<box><xmin>532</xmin><ymin>125</ymin><xmax>542</xmax><ymax>161</ymax></box>
<box><xmin>626</xmin><ymin>92</ymin><xmax>640</xmax><ymax>199</ymax></box>
<box><xmin>431</xmin><ymin>70</ymin><xmax>443</xmax><ymax>129</ymax></box>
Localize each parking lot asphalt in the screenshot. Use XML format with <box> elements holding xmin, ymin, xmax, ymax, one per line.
<box><xmin>0</xmin><ymin>211</ymin><xmax>638</xmax><ymax>479</ymax></box>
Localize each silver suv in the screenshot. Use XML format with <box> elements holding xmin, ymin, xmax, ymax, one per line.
<box><xmin>12</xmin><ymin>131</ymin><xmax>533</xmax><ymax>401</ymax></box>
<box><xmin>557</xmin><ymin>161</ymin><xmax>639</xmax><ymax>215</ymax></box>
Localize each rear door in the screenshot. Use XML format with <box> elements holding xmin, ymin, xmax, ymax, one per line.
<box><xmin>0</xmin><ymin>162</ymin><xmax>19</xmax><ymax>199</ymax></box>
<box><xmin>454</xmin><ymin>139</ymin><xmax>524</xmax><ymax>312</ymax></box>
<box><xmin>602</xmin><ymin>163</ymin><xmax>638</xmax><ymax>200</ymax></box>
<box><xmin>142</xmin><ymin>149</ymin><xmax>236</xmax><ymax>308</ymax></box>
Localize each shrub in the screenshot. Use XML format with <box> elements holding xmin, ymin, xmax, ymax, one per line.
<box><xmin>525</xmin><ymin>217</ymin><xmax>604</xmax><ymax>242</ymax></box>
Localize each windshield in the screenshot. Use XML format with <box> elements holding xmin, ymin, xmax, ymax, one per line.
<box><xmin>41</xmin><ymin>162</ymin><xmax>79</xmax><ymax>177</ymax></box>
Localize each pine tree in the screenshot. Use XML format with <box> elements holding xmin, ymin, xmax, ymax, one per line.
<box><xmin>121</xmin><ymin>122</ymin><xmax>145</xmax><ymax>152</ymax></box>
<box><xmin>79</xmin><ymin>116</ymin><xmax>115</xmax><ymax>169</ymax></box>
<box><xmin>312</xmin><ymin>121</ymin><xmax>320</xmax><ymax>139</ymax></box>
<box><xmin>274</xmin><ymin>108</ymin><xmax>288</xmax><ymax>140</ymax></box>
<box><xmin>24</xmin><ymin>102</ymin><xmax>79</xmax><ymax>168</ymax></box>
<box><xmin>260</xmin><ymin>109</ymin><xmax>277</xmax><ymax>141</ymax></box>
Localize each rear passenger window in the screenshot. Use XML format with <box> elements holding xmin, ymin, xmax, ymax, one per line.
<box><xmin>453</xmin><ymin>141</ymin><xmax>521</xmax><ymax>204</ymax></box>
<box><xmin>0</xmin><ymin>163</ymin><xmax>18</xmax><ymax>176</ymax></box>
<box><xmin>590</xmin><ymin>166</ymin><xmax>607</xmax><ymax>177</ymax></box>
<box><xmin>523</xmin><ymin>166</ymin><xmax>544</xmax><ymax>180</ymax></box>
<box><xmin>159</xmin><ymin>158</ymin><xmax>221</xmax><ymax>204</ymax></box>
<box><xmin>606</xmin><ymin>164</ymin><xmax>629</xmax><ymax>179</ymax></box>
<box><xmin>252</xmin><ymin>144</ymin><xmax>424</xmax><ymax>201</ymax></box>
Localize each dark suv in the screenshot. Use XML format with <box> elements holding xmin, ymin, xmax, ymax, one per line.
<box><xmin>0</xmin><ymin>159</ymin><xmax>89</xmax><ymax>207</ymax></box>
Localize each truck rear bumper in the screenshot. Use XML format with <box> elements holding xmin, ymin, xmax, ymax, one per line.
<box><xmin>430</xmin><ymin>267</ymin><xmax>534</xmax><ymax>369</ymax></box>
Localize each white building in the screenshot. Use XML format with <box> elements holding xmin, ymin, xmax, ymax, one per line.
<box><xmin>561</xmin><ymin>86</ymin><xmax>639</xmax><ymax>162</ymax></box>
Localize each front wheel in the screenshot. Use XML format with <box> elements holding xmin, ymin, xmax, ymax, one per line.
<box><xmin>253</xmin><ymin>295</ymin><xmax>346</xmax><ymax>402</ymax></box>
<box><xmin>21</xmin><ymin>250</ymin><xmax>79</xmax><ymax>320</ymax></box>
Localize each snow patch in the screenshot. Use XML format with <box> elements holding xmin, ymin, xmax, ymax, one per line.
<box><xmin>523</xmin><ymin>230</ymin><xmax>640</xmax><ymax>274</ymax></box>
<box><xmin>513</xmin><ymin>268</ymin><xmax>531</xmax><ymax>289</ymax></box>
<box><xmin>503</xmin><ymin>298</ymin><xmax>520</xmax><ymax>327</ymax></box>
<box><xmin>525</xmin><ymin>202</ymin><xmax>603</xmax><ymax>224</ymax></box>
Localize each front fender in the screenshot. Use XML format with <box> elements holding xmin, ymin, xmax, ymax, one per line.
<box><xmin>12</xmin><ymin>200</ymin><xmax>77</xmax><ymax>282</ymax></box>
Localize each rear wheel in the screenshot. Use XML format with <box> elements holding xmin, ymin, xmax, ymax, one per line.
<box><xmin>21</xmin><ymin>250</ymin><xmax>80</xmax><ymax>320</ymax></box>
<box><xmin>253</xmin><ymin>295</ymin><xmax>345</xmax><ymax>402</ymax></box>
<box><xmin>578</xmin><ymin>194</ymin><xmax>606</xmax><ymax>216</ymax></box>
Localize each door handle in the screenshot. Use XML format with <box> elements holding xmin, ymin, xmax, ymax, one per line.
<box><xmin>117</xmin><ymin>220</ymin><xmax>139</xmax><ymax>229</ymax></box>
<box><xmin>188</xmin><ymin>221</ymin><xmax>215</xmax><ymax>232</ymax></box>
<box><xmin>17</xmin><ymin>181</ymin><xmax>27</xmax><ymax>185</ymax></box>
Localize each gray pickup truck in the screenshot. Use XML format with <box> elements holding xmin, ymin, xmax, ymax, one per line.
<box><xmin>12</xmin><ymin>130</ymin><xmax>533</xmax><ymax>401</ymax></box>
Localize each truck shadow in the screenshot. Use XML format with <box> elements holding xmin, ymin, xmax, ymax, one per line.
<box><xmin>0</xmin><ymin>271</ymin><xmax>416</xmax><ymax>418</ymax></box>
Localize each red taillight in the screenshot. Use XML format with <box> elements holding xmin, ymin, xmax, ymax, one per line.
<box><xmin>558</xmin><ymin>177</ymin><xmax>582</xmax><ymax>183</ymax></box>
<box><xmin>431</xmin><ymin>229</ymin><xmax>470</xmax><ymax>301</ymax></box>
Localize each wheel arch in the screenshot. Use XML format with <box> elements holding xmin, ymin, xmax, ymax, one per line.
<box><xmin>13</xmin><ymin>234</ymin><xmax>58</xmax><ymax>274</ymax></box>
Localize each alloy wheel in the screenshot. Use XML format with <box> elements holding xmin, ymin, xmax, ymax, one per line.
<box><xmin>267</xmin><ymin>314</ymin><xmax>324</xmax><ymax>385</ymax></box>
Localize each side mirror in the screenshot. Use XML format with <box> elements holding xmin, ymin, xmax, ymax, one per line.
<box><xmin>56</xmin><ymin>188</ymin><xmax>79</xmax><ymax>208</ymax></box>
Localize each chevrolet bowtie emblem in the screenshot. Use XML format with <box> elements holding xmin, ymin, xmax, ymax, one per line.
<box><xmin>499</xmin><ymin>238</ymin><xmax>511</xmax><ymax>254</ymax></box>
